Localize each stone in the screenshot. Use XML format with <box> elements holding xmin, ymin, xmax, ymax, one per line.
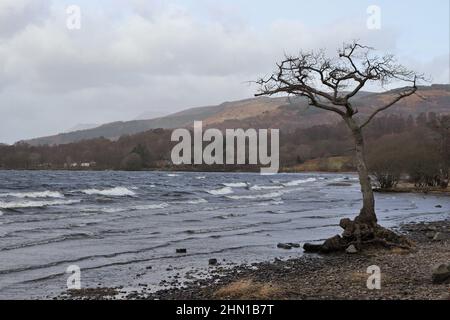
<box><xmin>303</xmin><ymin>243</ymin><xmax>322</xmax><ymax>253</ymax></box>
<box><xmin>426</xmin><ymin>231</ymin><xmax>435</xmax><ymax>239</ymax></box>
<box><xmin>176</xmin><ymin>248</ymin><xmax>187</xmax><ymax>254</ymax></box>
<box><xmin>435</xmin><ymin>205</ymin><xmax>443</xmax><ymax>208</ymax></box>
<box><xmin>433</xmin><ymin>232</ymin><xmax>446</xmax><ymax>241</ymax></box>
<box><xmin>277</xmin><ymin>243</ymin><xmax>293</xmax><ymax>250</ymax></box>
<box><xmin>346</xmin><ymin>245</ymin><xmax>358</xmax><ymax>254</ymax></box>
<box><xmin>432</xmin><ymin>263</ymin><xmax>450</xmax><ymax>284</ymax></box>
<box><xmin>208</xmin><ymin>258</ymin><xmax>218</xmax><ymax>266</ymax></box>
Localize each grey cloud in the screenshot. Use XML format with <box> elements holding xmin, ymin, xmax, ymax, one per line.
<box><xmin>0</xmin><ymin>1</ymin><xmax>447</xmax><ymax>144</ymax></box>
<box><xmin>0</xmin><ymin>0</ymin><xmax>51</xmax><ymax>37</ymax></box>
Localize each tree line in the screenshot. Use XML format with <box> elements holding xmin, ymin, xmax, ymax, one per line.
<box><xmin>0</xmin><ymin>113</ymin><xmax>448</xmax><ymax>184</ymax></box>
<box><xmin>367</xmin><ymin>113</ymin><xmax>450</xmax><ymax>189</ymax></box>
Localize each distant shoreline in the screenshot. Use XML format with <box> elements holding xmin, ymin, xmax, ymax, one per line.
<box><xmin>2</xmin><ymin>169</ymin><xmax>448</xmax><ymax>196</ymax></box>
<box><xmin>375</xmin><ymin>181</ymin><xmax>450</xmax><ymax>196</ymax></box>
<box><xmin>0</xmin><ymin>168</ymin><xmax>356</xmax><ymax>174</ymax></box>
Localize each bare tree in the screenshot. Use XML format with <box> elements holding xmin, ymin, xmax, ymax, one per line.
<box><xmin>256</xmin><ymin>42</ymin><xmax>423</xmax><ymax>251</ymax></box>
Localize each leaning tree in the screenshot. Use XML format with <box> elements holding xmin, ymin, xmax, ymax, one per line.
<box><xmin>256</xmin><ymin>42</ymin><xmax>424</xmax><ymax>252</ymax></box>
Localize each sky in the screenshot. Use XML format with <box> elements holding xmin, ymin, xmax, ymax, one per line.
<box><xmin>0</xmin><ymin>0</ymin><xmax>449</xmax><ymax>144</ymax></box>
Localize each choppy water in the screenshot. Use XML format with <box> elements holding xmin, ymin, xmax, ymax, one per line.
<box><xmin>0</xmin><ymin>170</ymin><xmax>448</xmax><ymax>299</ymax></box>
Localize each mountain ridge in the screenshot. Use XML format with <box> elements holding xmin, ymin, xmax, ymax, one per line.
<box><xmin>21</xmin><ymin>84</ymin><xmax>450</xmax><ymax>146</ymax></box>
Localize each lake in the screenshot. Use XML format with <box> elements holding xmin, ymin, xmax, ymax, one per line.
<box><xmin>0</xmin><ymin>171</ymin><xmax>448</xmax><ymax>299</ymax></box>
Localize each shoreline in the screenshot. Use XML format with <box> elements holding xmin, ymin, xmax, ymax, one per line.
<box><xmin>0</xmin><ymin>168</ymin><xmax>356</xmax><ymax>174</ymax></box>
<box><xmin>61</xmin><ymin>220</ymin><xmax>450</xmax><ymax>300</ymax></box>
<box><xmin>375</xmin><ymin>182</ymin><xmax>450</xmax><ymax>196</ymax></box>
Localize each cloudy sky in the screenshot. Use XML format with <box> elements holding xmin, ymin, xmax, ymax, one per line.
<box><xmin>0</xmin><ymin>0</ymin><xmax>449</xmax><ymax>144</ymax></box>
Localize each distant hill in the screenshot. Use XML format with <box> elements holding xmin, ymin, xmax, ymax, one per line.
<box><xmin>22</xmin><ymin>102</ymin><xmax>230</xmax><ymax>146</ymax></box>
<box><xmin>64</xmin><ymin>123</ymin><xmax>100</xmax><ymax>132</ymax></box>
<box><xmin>22</xmin><ymin>84</ymin><xmax>450</xmax><ymax>146</ymax></box>
<box><xmin>135</xmin><ymin>110</ymin><xmax>171</xmax><ymax>120</ymax></box>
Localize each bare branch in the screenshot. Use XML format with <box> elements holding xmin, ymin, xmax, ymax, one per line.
<box><xmin>256</xmin><ymin>41</ymin><xmax>425</xmax><ymax>123</ymax></box>
<box><xmin>360</xmin><ymin>78</ymin><xmax>418</xmax><ymax>129</ymax></box>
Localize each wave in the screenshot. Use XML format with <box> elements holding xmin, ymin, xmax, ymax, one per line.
<box><xmin>81</xmin><ymin>202</ymin><xmax>170</xmax><ymax>213</ymax></box>
<box><xmin>206</xmin><ymin>187</ymin><xmax>234</xmax><ymax>196</ymax></box>
<box><xmin>250</xmin><ymin>185</ymin><xmax>283</xmax><ymax>191</ymax></box>
<box><xmin>213</xmin><ymin>213</ymin><xmax>246</xmax><ymax>220</ymax></box>
<box><xmin>0</xmin><ymin>199</ymin><xmax>81</xmax><ymax>209</ymax></box>
<box><xmin>222</xmin><ymin>182</ymin><xmax>248</xmax><ymax>188</ymax></box>
<box><xmin>99</xmin><ymin>207</ymin><xmax>128</xmax><ymax>213</ymax></box>
<box><xmin>82</xmin><ymin>187</ymin><xmax>136</xmax><ymax>197</ymax></box>
<box><xmin>257</xmin><ymin>200</ymin><xmax>284</xmax><ymax>206</ymax></box>
<box><xmin>283</xmin><ymin>177</ymin><xmax>317</xmax><ymax>187</ymax></box>
<box><xmin>181</xmin><ymin>198</ymin><xmax>208</xmax><ymax>205</ymax></box>
<box><xmin>132</xmin><ymin>203</ymin><xmax>170</xmax><ymax>210</ymax></box>
<box><xmin>0</xmin><ymin>232</ymin><xmax>96</xmax><ymax>252</ymax></box>
<box><xmin>0</xmin><ymin>191</ymin><xmax>64</xmax><ymax>199</ymax></box>
<box><xmin>167</xmin><ymin>174</ymin><xmax>179</xmax><ymax>177</ymax></box>
<box><xmin>226</xmin><ymin>191</ymin><xmax>283</xmax><ymax>200</ymax></box>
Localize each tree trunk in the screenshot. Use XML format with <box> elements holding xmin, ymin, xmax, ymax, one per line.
<box><xmin>303</xmin><ymin>118</ymin><xmax>413</xmax><ymax>255</ymax></box>
<box><xmin>345</xmin><ymin>117</ymin><xmax>377</xmax><ymax>225</ymax></box>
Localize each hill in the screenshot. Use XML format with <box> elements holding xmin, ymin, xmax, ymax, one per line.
<box><xmin>22</xmin><ymin>84</ymin><xmax>450</xmax><ymax>146</ymax></box>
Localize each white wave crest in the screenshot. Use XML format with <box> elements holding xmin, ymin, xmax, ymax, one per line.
<box><xmin>283</xmin><ymin>178</ymin><xmax>317</xmax><ymax>187</ymax></box>
<box><xmin>183</xmin><ymin>198</ymin><xmax>208</xmax><ymax>204</ymax></box>
<box><xmin>0</xmin><ymin>199</ymin><xmax>80</xmax><ymax>209</ymax></box>
<box><xmin>207</xmin><ymin>187</ymin><xmax>234</xmax><ymax>196</ymax></box>
<box><xmin>227</xmin><ymin>191</ymin><xmax>283</xmax><ymax>200</ymax></box>
<box><xmin>100</xmin><ymin>207</ymin><xmax>128</xmax><ymax>213</ymax></box>
<box><xmin>222</xmin><ymin>182</ymin><xmax>248</xmax><ymax>188</ymax></box>
<box><xmin>132</xmin><ymin>203</ymin><xmax>170</xmax><ymax>210</ymax></box>
<box><xmin>250</xmin><ymin>185</ymin><xmax>283</xmax><ymax>191</ymax></box>
<box><xmin>82</xmin><ymin>187</ymin><xmax>136</xmax><ymax>197</ymax></box>
<box><xmin>0</xmin><ymin>191</ymin><xmax>64</xmax><ymax>199</ymax></box>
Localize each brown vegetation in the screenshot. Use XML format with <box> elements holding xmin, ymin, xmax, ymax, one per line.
<box><xmin>214</xmin><ymin>279</ymin><xmax>281</xmax><ymax>300</ymax></box>
<box><xmin>0</xmin><ymin>112</ymin><xmax>448</xmax><ymax>178</ymax></box>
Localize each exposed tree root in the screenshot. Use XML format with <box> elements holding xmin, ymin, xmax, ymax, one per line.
<box><xmin>304</xmin><ymin>218</ymin><xmax>414</xmax><ymax>254</ymax></box>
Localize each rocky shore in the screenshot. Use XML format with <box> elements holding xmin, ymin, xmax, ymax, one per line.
<box><xmin>374</xmin><ymin>181</ymin><xmax>450</xmax><ymax>195</ymax></box>
<box><xmin>60</xmin><ymin>220</ymin><xmax>450</xmax><ymax>300</ymax></box>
